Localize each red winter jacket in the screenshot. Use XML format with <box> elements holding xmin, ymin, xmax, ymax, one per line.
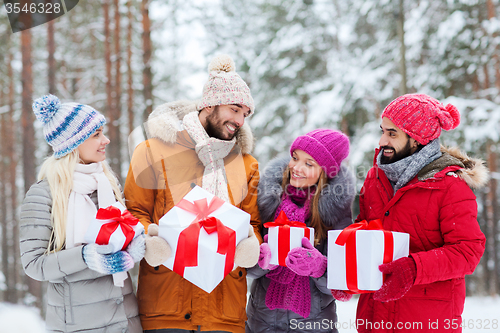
<box><xmin>356</xmin><ymin>147</ymin><xmax>487</xmax><ymax>333</ymax></box>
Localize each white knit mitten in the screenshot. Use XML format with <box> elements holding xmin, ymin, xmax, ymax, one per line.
<box><xmin>234</xmin><ymin>225</ymin><xmax>260</xmax><ymax>268</ymax></box>
<box><xmin>144</xmin><ymin>224</ymin><xmax>171</xmax><ymax>267</ymax></box>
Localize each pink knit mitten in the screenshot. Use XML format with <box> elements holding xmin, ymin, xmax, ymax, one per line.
<box><xmin>331</xmin><ymin>289</ymin><xmax>353</xmax><ymax>302</ymax></box>
<box><xmin>258</xmin><ymin>234</ymin><xmax>278</xmax><ymax>270</ymax></box>
<box><xmin>373</xmin><ymin>256</ymin><xmax>417</xmax><ymax>302</ymax></box>
<box><xmin>285</xmin><ymin>237</ymin><xmax>326</xmax><ymax>278</ymax></box>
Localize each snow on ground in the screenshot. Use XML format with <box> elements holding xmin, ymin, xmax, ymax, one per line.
<box><xmin>0</xmin><ymin>303</ymin><xmax>45</xmax><ymax>333</ymax></box>
<box><xmin>0</xmin><ymin>296</ymin><xmax>499</xmax><ymax>332</ymax></box>
<box><xmin>336</xmin><ymin>296</ymin><xmax>500</xmax><ymax>332</ymax></box>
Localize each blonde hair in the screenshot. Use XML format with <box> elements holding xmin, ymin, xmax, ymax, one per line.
<box><xmin>38</xmin><ymin>150</ymin><xmax>125</xmax><ymax>252</ymax></box>
<box><xmin>281</xmin><ymin>166</ymin><xmax>329</xmax><ymax>242</ymax></box>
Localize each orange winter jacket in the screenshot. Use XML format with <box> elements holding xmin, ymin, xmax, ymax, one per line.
<box><xmin>124</xmin><ymin>101</ymin><xmax>261</xmax><ymax>333</ymax></box>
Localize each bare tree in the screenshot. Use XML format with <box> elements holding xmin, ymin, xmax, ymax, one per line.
<box><xmin>486</xmin><ymin>0</ymin><xmax>500</xmax><ymax>91</ymax></box>
<box><xmin>21</xmin><ymin>28</ymin><xmax>43</xmax><ymax>311</ymax></box>
<box><xmin>1</xmin><ymin>55</ymin><xmax>9</xmax><ymax>304</ymax></box>
<box><xmin>104</xmin><ymin>0</ymin><xmax>113</xmax><ymax>126</ymax></box>
<box><xmin>7</xmin><ymin>41</ymin><xmax>20</xmax><ymax>304</ymax></box>
<box><xmin>127</xmin><ymin>0</ymin><xmax>135</xmax><ymax>135</ymax></box>
<box><xmin>142</xmin><ymin>0</ymin><xmax>153</xmax><ymax>122</ymax></box>
<box><xmin>109</xmin><ymin>0</ymin><xmax>123</xmax><ymax>179</ymax></box>
<box><xmin>48</xmin><ymin>21</ymin><xmax>56</xmax><ymax>95</ymax></box>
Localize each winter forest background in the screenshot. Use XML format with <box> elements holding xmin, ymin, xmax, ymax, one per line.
<box><xmin>0</xmin><ymin>0</ymin><xmax>500</xmax><ymax>317</ymax></box>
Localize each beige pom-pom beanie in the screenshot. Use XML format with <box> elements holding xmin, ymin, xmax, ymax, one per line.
<box><xmin>197</xmin><ymin>54</ymin><xmax>255</xmax><ymax>114</ymax></box>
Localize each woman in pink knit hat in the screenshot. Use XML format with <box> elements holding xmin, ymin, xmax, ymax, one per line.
<box><xmin>246</xmin><ymin>129</ymin><xmax>355</xmax><ymax>333</ymax></box>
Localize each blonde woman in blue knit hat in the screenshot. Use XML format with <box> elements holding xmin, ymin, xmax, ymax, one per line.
<box><xmin>20</xmin><ymin>95</ymin><xmax>144</xmax><ymax>333</ymax></box>
<box><xmin>246</xmin><ymin>129</ymin><xmax>355</xmax><ymax>333</ymax></box>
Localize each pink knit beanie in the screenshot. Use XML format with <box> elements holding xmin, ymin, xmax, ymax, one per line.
<box><xmin>290</xmin><ymin>129</ymin><xmax>349</xmax><ymax>179</ymax></box>
<box><xmin>197</xmin><ymin>54</ymin><xmax>255</xmax><ymax>114</ymax></box>
<box><xmin>381</xmin><ymin>94</ymin><xmax>460</xmax><ymax>145</ymax></box>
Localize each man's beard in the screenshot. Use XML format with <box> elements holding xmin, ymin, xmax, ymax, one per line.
<box><xmin>205</xmin><ymin>106</ymin><xmax>240</xmax><ymax>141</ymax></box>
<box><xmin>380</xmin><ymin>139</ymin><xmax>413</xmax><ymax>164</ymax></box>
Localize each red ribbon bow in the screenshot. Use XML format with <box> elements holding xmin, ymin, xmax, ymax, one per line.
<box><xmin>335</xmin><ymin>219</ymin><xmax>394</xmax><ymax>294</ymax></box>
<box><xmin>173</xmin><ymin>197</ymin><xmax>236</xmax><ymax>278</ymax></box>
<box><xmin>264</xmin><ymin>211</ymin><xmax>311</xmax><ymax>266</ymax></box>
<box><xmin>95</xmin><ymin>206</ymin><xmax>140</xmax><ymax>251</ymax></box>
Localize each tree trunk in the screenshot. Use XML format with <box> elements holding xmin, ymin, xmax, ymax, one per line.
<box><xmin>21</xmin><ymin>29</ymin><xmax>43</xmax><ymax>312</ymax></box>
<box><xmin>127</xmin><ymin>0</ymin><xmax>135</xmax><ymax>135</ymax></box>
<box><xmin>104</xmin><ymin>0</ymin><xmax>113</xmax><ymax>127</ymax></box>
<box><xmin>486</xmin><ymin>141</ymin><xmax>498</xmax><ymax>296</ymax></box>
<box><xmin>486</xmin><ymin>0</ymin><xmax>500</xmax><ymax>91</ymax></box>
<box><xmin>396</xmin><ymin>0</ymin><xmax>407</xmax><ymax>95</ymax></box>
<box><xmin>48</xmin><ymin>20</ymin><xmax>56</xmax><ymax>95</ymax></box>
<box><xmin>110</xmin><ymin>0</ymin><xmax>123</xmax><ymax>179</ymax></box>
<box><xmin>8</xmin><ymin>46</ymin><xmax>19</xmax><ymax>304</ymax></box>
<box><xmin>142</xmin><ymin>0</ymin><xmax>153</xmax><ymax>122</ymax></box>
<box><xmin>1</xmin><ymin>64</ymin><xmax>9</xmax><ymax>304</ymax></box>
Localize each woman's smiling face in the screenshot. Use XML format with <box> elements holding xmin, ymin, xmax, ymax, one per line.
<box><xmin>288</xmin><ymin>149</ymin><xmax>323</xmax><ymax>188</ymax></box>
<box><xmin>77</xmin><ymin>127</ymin><xmax>110</xmax><ymax>164</ymax></box>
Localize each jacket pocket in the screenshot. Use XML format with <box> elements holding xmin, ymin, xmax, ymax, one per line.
<box><xmin>137</xmin><ymin>264</ymin><xmax>183</xmax><ymax>315</ymax></box>
<box><xmin>395</xmin><ymin>281</ymin><xmax>455</xmax><ymax>329</ymax></box>
<box><xmin>219</xmin><ymin>268</ymin><xmax>247</xmax><ymax>321</ymax></box>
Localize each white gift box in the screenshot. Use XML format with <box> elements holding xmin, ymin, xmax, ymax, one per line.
<box><xmin>158</xmin><ymin>186</ymin><xmax>250</xmax><ymax>293</ymax></box>
<box><xmin>84</xmin><ymin>202</ymin><xmax>144</xmax><ymax>253</ymax></box>
<box><xmin>327</xmin><ymin>228</ymin><xmax>409</xmax><ymax>292</ymax></box>
<box><xmin>84</xmin><ymin>202</ymin><xmax>144</xmax><ymax>287</ymax></box>
<box><xmin>268</xmin><ymin>225</ymin><xmax>314</xmax><ymax>267</ymax></box>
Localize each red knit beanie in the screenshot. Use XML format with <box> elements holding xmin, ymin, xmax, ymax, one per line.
<box><xmin>381</xmin><ymin>94</ymin><xmax>460</xmax><ymax>145</ymax></box>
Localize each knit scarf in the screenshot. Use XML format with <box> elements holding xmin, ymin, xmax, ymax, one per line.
<box><xmin>376</xmin><ymin>138</ymin><xmax>442</xmax><ymax>192</ymax></box>
<box><xmin>66</xmin><ymin>163</ymin><xmax>116</xmax><ymax>249</ymax></box>
<box><xmin>265</xmin><ymin>185</ymin><xmax>315</xmax><ymax>318</ymax></box>
<box><xmin>183</xmin><ymin>111</ymin><xmax>235</xmax><ymax>202</ymax></box>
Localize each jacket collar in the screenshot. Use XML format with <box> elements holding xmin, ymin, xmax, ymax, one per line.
<box><xmin>144</xmin><ymin>100</ymin><xmax>254</xmax><ymax>154</ymax></box>
<box><xmin>257</xmin><ymin>157</ymin><xmax>355</xmax><ymax>229</ymax></box>
<box><xmin>373</xmin><ymin>146</ymin><xmax>488</xmax><ymax>190</ymax></box>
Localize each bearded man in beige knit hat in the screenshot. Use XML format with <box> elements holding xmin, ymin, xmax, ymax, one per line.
<box><xmin>124</xmin><ymin>55</ymin><xmax>261</xmax><ymax>333</ymax></box>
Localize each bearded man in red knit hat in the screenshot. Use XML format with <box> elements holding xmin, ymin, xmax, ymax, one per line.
<box><xmin>334</xmin><ymin>94</ymin><xmax>487</xmax><ymax>332</ymax></box>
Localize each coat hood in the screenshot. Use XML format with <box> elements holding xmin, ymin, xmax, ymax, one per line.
<box><xmin>144</xmin><ymin>100</ymin><xmax>254</xmax><ymax>154</ymax></box>
<box><xmin>418</xmin><ymin>146</ymin><xmax>489</xmax><ymax>190</ymax></box>
<box><xmin>257</xmin><ymin>156</ymin><xmax>355</xmax><ymax>229</ymax></box>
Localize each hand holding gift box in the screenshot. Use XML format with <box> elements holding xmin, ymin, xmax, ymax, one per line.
<box><xmin>85</xmin><ymin>202</ymin><xmax>144</xmax><ymax>252</ymax></box>
<box><xmin>265</xmin><ymin>211</ymin><xmax>315</xmax><ymax>267</ymax></box>
<box><xmin>327</xmin><ymin>219</ymin><xmax>409</xmax><ymax>293</ymax></box>
<box><xmin>84</xmin><ymin>201</ymin><xmax>145</xmax><ymax>286</ymax></box>
<box><xmin>158</xmin><ymin>186</ymin><xmax>250</xmax><ymax>293</ymax></box>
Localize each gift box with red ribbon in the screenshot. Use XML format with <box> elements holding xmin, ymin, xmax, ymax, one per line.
<box><xmin>158</xmin><ymin>186</ymin><xmax>250</xmax><ymax>293</ymax></box>
<box><xmin>84</xmin><ymin>202</ymin><xmax>144</xmax><ymax>253</ymax></box>
<box><xmin>265</xmin><ymin>211</ymin><xmax>315</xmax><ymax>267</ymax></box>
<box><xmin>327</xmin><ymin>219</ymin><xmax>409</xmax><ymax>293</ymax></box>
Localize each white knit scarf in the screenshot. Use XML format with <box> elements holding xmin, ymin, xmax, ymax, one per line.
<box><xmin>182</xmin><ymin>111</ymin><xmax>235</xmax><ymax>202</ymax></box>
<box><xmin>66</xmin><ymin>162</ymin><xmax>117</xmax><ymax>249</ymax></box>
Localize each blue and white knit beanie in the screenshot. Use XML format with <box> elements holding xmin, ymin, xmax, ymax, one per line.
<box><xmin>32</xmin><ymin>94</ymin><xmax>106</xmax><ymax>158</ymax></box>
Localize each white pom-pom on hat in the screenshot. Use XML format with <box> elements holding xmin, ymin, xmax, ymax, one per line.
<box><xmin>32</xmin><ymin>94</ymin><xmax>61</xmax><ymax>124</ymax></box>
<box><xmin>208</xmin><ymin>54</ymin><xmax>236</xmax><ymax>73</ymax></box>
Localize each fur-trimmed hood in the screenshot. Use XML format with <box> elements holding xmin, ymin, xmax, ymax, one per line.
<box><xmin>257</xmin><ymin>157</ymin><xmax>355</xmax><ymax>229</ymax></box>
<box><xmin>144</xmin><ymin>100</ymin><xmax>254</xmax><ymax>154</ymax></box>
<box><xmin>418</xmin><ymin>146</ymin><xmax>489</xmax><ymax>190</ymax></box>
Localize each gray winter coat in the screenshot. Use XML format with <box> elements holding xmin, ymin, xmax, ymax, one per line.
<box><xmin>20</xmin><ymin>179</ymin><xmax>142</xmax><ymax>333</ymax></box>
<box><xmin>246</xmin><ymin>157</ymin><xmax>355</xmax><ymax>333</ymax></box>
